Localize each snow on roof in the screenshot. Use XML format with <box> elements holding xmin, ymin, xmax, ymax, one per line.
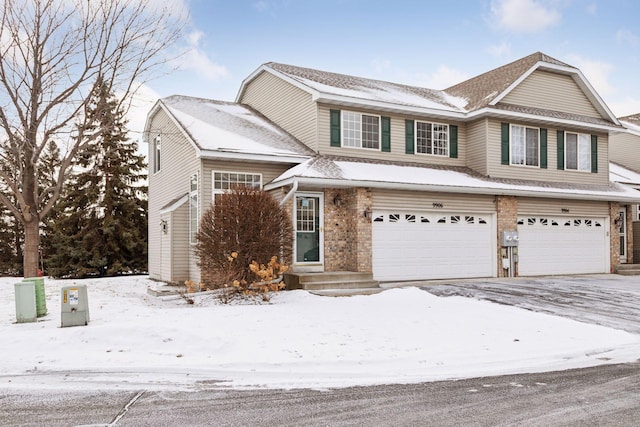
<box><xmin>266</xmin><ymin>63</ymin><xmax>468</xmax><ymax>113</ymax></box>
<box><xmin>619</xmin><ymin>119</ymin><xmax>640</xmax><ymax>135</ymax></box>
<box><xmin>610</xmin><ymin>162</ymin><xmax>640</xmax><ymax>185</ymax></box>
<box><xmin>270</xmin><ymin>156</ymin><xmax>640</xmax><ymax>202</ymax></box>
<box><xmin>161</xmin><ymin>95</ymin><xmax>314</xmax><ymax>158</ymax></box>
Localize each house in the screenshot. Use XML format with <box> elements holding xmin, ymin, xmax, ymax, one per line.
<box><xmin>145</xmin><ymin>52</ymin><xmax>640</xmax><ymax>286</ymax></box>
<box><xmin>610</xmin><ymin>114</ymin><xmax>640</xmax><ymax>265</ymax></box>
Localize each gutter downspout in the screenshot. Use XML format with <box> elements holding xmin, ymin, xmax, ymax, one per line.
<box><xmin>280</xmin><ymin>179</ymin><xmax>298</xmax><ymax>206</ymax></box>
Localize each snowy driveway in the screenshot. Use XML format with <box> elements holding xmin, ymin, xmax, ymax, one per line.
<box><xmin>415</xmin><ymin>274</ymin><xmax>640</xmax><ymax>334</ymax></box>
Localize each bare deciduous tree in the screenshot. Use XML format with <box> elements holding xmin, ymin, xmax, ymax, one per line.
<box><xmin>0</xmin><ymin>0</ymin><xmax>185</xmax><ymax>276</ymax></box>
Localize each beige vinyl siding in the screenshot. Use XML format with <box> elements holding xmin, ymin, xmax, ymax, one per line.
<box><xmin>240</xmin><ymin>71</ymin><xmax>318</xmax><ymax>150</ymax></box>
<box><xmin>517</xmin><ymin>198</ymin><xmax>609</xmax><ymax>217</ymax></box>
<box><xmin>148</xmin><ymin>108</ymin><xmax>200</xmax><ymax>281</ymax></box>
<box><xmin>501</xmin><ymin>70</ymin><xmax>602</xmax><ymax>118</ymax></box>
<box><xmin>610</xmin><ymin>131</ymin><xmax>640</xmax><ymax>172</ymax></box>
<box><xmin>486</xmin><ymin>119</ymin><xmax>609</xmax><ymax>186</ymax></box>
<box><xmin>160</xmin><ymin>212</ymin><xmax>172</xmax><ymax>281</ymax></box>
<box><xmin>318</xmin><ymin>104</ymin><xmax>467</xmax><ymax>167</ymax></box>
<box><xmin>159</xmin><ymin>204</ymin><xmax>189</xmax><ymax>283</ymax></box>
<box><xmin>373</xmin><ymin>189</ymin><xmax>495</xmax><ymax>213</ymax></box>
<box><xmin>466</xmin><ymin>118</ymin><xmax>489</xmax><ymax>175</ymax></box>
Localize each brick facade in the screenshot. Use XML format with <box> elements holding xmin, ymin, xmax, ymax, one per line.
<box><xmin>495</xmin><ymin>195</ymin><xmax>518</xmax><ymax>278</ymax></box>
<box><xmin>625</xmin><ymin>205</ymin><xmax>634</xmax><ymax>264</ymax></box>
<box><xmin>323</xmin><ymin>188</ymin><xmax>372</xmax><ymax>272</ymax></box>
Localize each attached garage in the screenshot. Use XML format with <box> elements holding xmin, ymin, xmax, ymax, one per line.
<box><xmin>517</xmin><ymin>215</ymin><xmax>609</xmax><ymax>276</ymax></box>
<box><xmin>372</xmin><ymin>210</ymin><xmax>496</xmax><ymax>281</ymax></box>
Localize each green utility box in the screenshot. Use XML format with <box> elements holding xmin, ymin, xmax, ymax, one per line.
<box><xmin>61</xmin><ymin>285</ymin><xmax>90</xmax><ymax>327</ymax></box>
<box><xmin>14</xmin><ymin>282</ymin><xmax>37</xmax><ymax>323</ymax></box>
<box><xmin>22</xmin><ymin>277</ymin><xmax>47</xmax><ymax>317</ymax></box>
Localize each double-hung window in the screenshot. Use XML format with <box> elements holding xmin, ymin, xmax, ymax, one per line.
<box><xmin>565</xmin><ymin>132</ymin><xmax>591</xmax><ymax>171</ymax></box>
<box><xmin>342</xmin><ymin>111</ymin><xmax>380</xmax><ymax>149</ymax></box>
<box><xmin>416</xmin><ymin>122</ymin><xmax>449</xmax><ymax>156</ymax></box>
<box><xmin>511</xmin><ymin>125</ymin><xmax>539</xmax><ymax>167</ymax></box>
<box><xmin>189</xmin><ymin>173</ymin><xmax>198</xmax><ymax>244</ymax></box>
<box><xmin>152</xmin><ymin>135</ymin><xmax>161</xmax><ymax>173</ymax></box>
<box><xmin>212</xmin><ymin>171</ymin><xmax>262</xmax><ymax>203</ymax></box>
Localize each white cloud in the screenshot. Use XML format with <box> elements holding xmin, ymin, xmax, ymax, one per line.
<box><xmin>490</xmin><ymin>0</ymin><xmax>561</xmax><ymax>33</ymax></box>
<box><xmin>176</xmin><ymin>30</ymin><xmax>228</xmax><ymax>81</ymax></box>
<box><xmin>253</xmin><ymin>1</ymin><xmax>270</xmax><ymax>12</ymax></box>
<box><xmin>586</xmin><ymin>2</ymin><xmax>597</xmax><ymax>15</ymax></box>
<box><xmin>608</xmin><ymin>97</ymin><xmax>640</xmax><ymax>118</ymax></box>
<box><xmin>566</xmin><ymin>54</ymin><xmax>614</xmax><ymax>97</ymax></box>
<box><xmin>616</xmin><ymin>29</ymin><xmax>639</xmax><ymax>45</ymax></box>
<box><xmin>487</xmin><ymin>41</ymin><xmax>511</xmax><ymax>58</ymax></box>
<box><xmin>371</xmin><ymin>57</ymin><xmax>392</xmax><ymax>74</ymax></box>
<box><xmin>417</xmin><ymin>65</ymin><xmax>470</xmax><ymax>90</ymax></box>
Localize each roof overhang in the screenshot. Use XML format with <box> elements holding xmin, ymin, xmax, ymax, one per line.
<box><xmin>197</xmin><ymin>148</ymin><xmax>310</xmax><ymax>164</ymax></box>
<box><xmin>265</xmin><ymin>176</ymin><xmax>640</xmax><ymax>204</ymax></box>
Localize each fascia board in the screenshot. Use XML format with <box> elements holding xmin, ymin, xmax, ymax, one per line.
<box><xmin>467</xmin><ymin>107</ymin><xmax>622</xmax><ymax>133</ymax></box>
<box><xmin>198</xmin><ymin>149</ymin><xmax>310</xmax><ymax>164</ymax></box>
<box><xmin>268</xmin><ymin>176</ymin><xmax>640</xmax><ymax>203</ymax></box>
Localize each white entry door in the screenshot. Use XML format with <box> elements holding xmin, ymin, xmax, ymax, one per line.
<box><xmin>517</xmin><ymin>216</ymin><xmax>609</xmax><ymax>276</ymax></box>
<box><xmin>372</xmin><ymin>211</ymin><xmax>495</xmax><ymax>281</ymax></box>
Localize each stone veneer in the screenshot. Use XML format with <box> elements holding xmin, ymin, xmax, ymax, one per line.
<box><xmin>625</xmin><ymin>205</ymin><xmax>634</xmax><ymax>264</ymax></box>
<box><xmin>495</xmin><ymin>195</ymin><xmax>518</xmax><ymax>278</ymax></box>
<box><xmin>609</xmin><ymin>202</ymin><xmax>621</xmax><ymax>270</ymax></box>
<box><xmin>323</xmin><ymin>188</ymin><xmax>372</xmax><ymax>272</ymax></box>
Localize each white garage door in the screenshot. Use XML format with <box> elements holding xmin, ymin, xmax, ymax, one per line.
<box><xmin>517</xmin><ymin>216</ymin><xmax>608</xmax><ymax>276</ymax></box>
<box><xmin>372</xmin><ymin>211</ymin><xmax>494</xmax><ymax>281</ymax></box>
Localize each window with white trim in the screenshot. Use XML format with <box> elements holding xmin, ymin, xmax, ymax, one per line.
<box><xmin>189</xmin><ymin>173</ymin><xmax>198</xmax><ymax>244</ymax></box>
<box><xmin>416</xmin><ymin>122</ymin><xmax>448</xmax><ymax>156</ymax></box>
<box><xmin>565</xmin><ymin>132</ymin><xmax>591</xmax><ymax>171</ymax></box>
<box><xmin>152</xmin><ymin>135</ymin><xmax>161</xmax><ymax>173</ymax></box>
<box><xmin>342</xmin><ymin>111</ymin><xmax>380</xmax><ymax>149</ymax></box>
<box><xmin>511</xmin><ymin>125</ymin><xmax>539</xmax><ymax>167</ymax></box>
<box><xmin>212</xmin><ymin>171</ymin><xmax>262</xmax><ymax>203</ymax></box>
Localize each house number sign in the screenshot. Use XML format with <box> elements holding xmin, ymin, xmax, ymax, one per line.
<box><xmin>432</xmin><ymin>202</ymin><xmax>444</xmax><ymax>208</ymax></box>
<box><xmin>561</xmin><ymin>208</ymin><xmax>570</xmax><ymax>213</ymax></box>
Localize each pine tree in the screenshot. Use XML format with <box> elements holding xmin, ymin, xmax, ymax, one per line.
<box><xmin>46</xmin><ymin>78</ymin><xmax>148</xmax><ymax>278</ymax></box>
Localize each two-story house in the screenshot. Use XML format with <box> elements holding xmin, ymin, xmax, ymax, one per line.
<box><xmin>145</xmin><ymin>52</ymin><xmax>640</xmax><ymax>285</ymax></box>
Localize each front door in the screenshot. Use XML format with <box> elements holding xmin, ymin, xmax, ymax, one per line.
<box><xmin>294</xmin><ymin>193</ymin><xmax>324</xmax><ymax>270</ymax></box>
<box><xmin>620</xmin><ymin>207</ymin><xmax>627</xmax><ymax>263</ymax></box>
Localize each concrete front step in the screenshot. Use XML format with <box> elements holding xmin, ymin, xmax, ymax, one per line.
<box><xmin>615</xmin><ymin>264</ymin><xmax>640</xmax><ymax>275</ymax></box>
<box><xmin>284</xmin><ymin>271</ymin><xmax>380</xmax><ymax>291</ymax></box>
<box><xmin>310</xmin><ymin>288</ymin><xmax>384</xmax><ymax>297</ymax></box>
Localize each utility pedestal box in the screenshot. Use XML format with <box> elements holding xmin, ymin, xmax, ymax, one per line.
<box><xmin>61</xmin><ymin>285</ymin><xmax>90</xmax><ymax>327</ymax></box>
<box><xmin>22</xmin><ymin>277</ymin><xmax>47</xmax><ymax>317</ymax></box>
<box><xmin>15</xmin><ymin>282</ymin><xmax>37</xmax><ymax>323</ymax></box>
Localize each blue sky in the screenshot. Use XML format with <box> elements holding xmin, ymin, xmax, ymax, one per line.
<box><xmin>130</xmin><ymin>0</ymin><xmax>640</xmax><ymax>138</ymax></box>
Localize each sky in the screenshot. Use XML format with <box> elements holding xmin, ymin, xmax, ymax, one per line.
<box><xmin>2</xmin><ymin>275</ymin><xmax>639</xmax><ymax>390</ymax></box>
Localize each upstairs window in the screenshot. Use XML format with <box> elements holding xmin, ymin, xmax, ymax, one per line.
<box><xmin>565</xmin><ymin>132</ymin><xmax>591</xmax><ymax>171</ymax></box>
<box><xmin>511</xmin><ymin>125</ymin><xmax>539</xmax><ymax>167</ymax></box>
<box><xmin>152</xmin><ymin>135</ymin><xmax>161</xmax><ymax>173</ymax></box>
<box><xmin>416</xmin><ymin>122</ymin><xmax>449</xmax><ymax>156</ymax></box>
<box><xmin>341</xmin><ymin>111</ymin><xmax>380</xmax><ymax>150</ymax></box>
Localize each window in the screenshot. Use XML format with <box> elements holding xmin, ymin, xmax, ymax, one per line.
<box><xmin>511</xmin><ymin>125</ymin><xmax>539</xmax><ymax>166</ymax></box>
<box><xmin>152</xmin><ymin>135</ymin><xmax>161</xmax><ymax>173</ymax></box>
<box><xmin>342</xmin><ymin>111</ymin><xmax>380</xmax><ymax>149</ymax></box>
<box><xmin>565</xmin><ymin>132</ymin><xmax>591</xmax><ymax>171</ymax></box>
<box><xmin>212</xmin><ymin>171</ymin><xmax>262</xmax><ymax>203</ymax></box>
<box><xmin>189</xmin><ymin>173</ymin><xmax>198</xmax><ymax>244</ymax></box>
<box><xmin>416</xmin><ymin>122</ymin><xmax>448</xmax><ymax>156</ymax></box>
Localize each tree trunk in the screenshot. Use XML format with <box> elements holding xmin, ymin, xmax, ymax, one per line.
<box><xmin>23</xmin><ymin>218</ymin><xmax>40</xmax><ymax>277</ymax></box>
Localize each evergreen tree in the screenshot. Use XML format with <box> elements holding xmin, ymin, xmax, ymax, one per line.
<box><xmin>46</xmin><ymin>78</ymin><xmax>148</xmax><ymax>278</ymax></box>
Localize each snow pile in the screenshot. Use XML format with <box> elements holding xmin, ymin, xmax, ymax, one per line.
<box><xmin>1</xmin><ymin>276</ymin><xmax>638</xmax><ymax>391</ymax></box>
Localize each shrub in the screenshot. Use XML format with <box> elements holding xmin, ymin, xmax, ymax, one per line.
<box><xmin>195</xmin><ymin>186</ymin><xmax>292</xmax><ymax>289</ymax></box>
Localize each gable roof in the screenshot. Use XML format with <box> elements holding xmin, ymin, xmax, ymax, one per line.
<box><xmin>237</xmin><ymin>52</ymin><xmax>620</xmax><ymax>130</ymax></box>
<box><xmin>618</xmin><ymin>113</ymin><xmax>640</xmax><ymax>136</ymax></box>
<box><xmin>266</xmin><ymin>155</ymin><xmax>640</xmax><ymax>203</ymax></box>
<box><xmin>147</xmin><ymin>95</ymin><xmax>314</xmax><ymax>163</ymax></box>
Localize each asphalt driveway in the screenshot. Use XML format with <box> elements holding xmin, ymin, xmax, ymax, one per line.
<box><xmin>388</xmin><ymin>274</ymin><xmax>640</xmax><ymax>334</ymax></box>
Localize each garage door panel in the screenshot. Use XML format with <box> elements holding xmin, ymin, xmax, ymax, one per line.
<box><xmin>517</xmin><ymin>216</ymin><xmax>607</xmax><ymax>276</ymax></box>
<box><xmin>372</xmin><ymin>211</ymin><xmax>494</xmax><ymax>281</ymax></box>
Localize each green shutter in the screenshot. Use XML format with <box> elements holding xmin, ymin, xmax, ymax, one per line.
<box><xmin>539</xmin><ymin>128</ymin><xmax>547</xmax><ymax>169</ymax></box>
<box><xmin>501</xmin><ymin>123</ymin><xmax>509</xmax><ymax>165</ymax></box>
<box><xmin>381</xmin><ymin>116</ymin><xmax>391</xmax><ymax>152</ymax></box>
<box><xmin>405</xmin><ymin>119</ymin><xmax>414</xmax><ymax>154</ymax></box>
<box><xmin>449</xmin><ymin>125</ymin><xmax>458</xmax><ymax>158</ymax></box>
<box><xmin>591</xmin><ymin>135</ymin><xmax>598</xmax><ymax>173</ymax></box>
<box><xmin>330</xmin><ymin>109</ymin><xmax>341</xmax><ymax>147</ymax></box>
<box><xmin>557</xmin><ymin>130</ymin><xmax>564</xmax><ymax>170</ymax></box>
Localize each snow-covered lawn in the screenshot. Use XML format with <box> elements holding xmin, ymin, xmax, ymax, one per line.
<box><xmin>1</xmin><ymin>276</ymin><xmax>639</xmax><ymax>391</ymax></box>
